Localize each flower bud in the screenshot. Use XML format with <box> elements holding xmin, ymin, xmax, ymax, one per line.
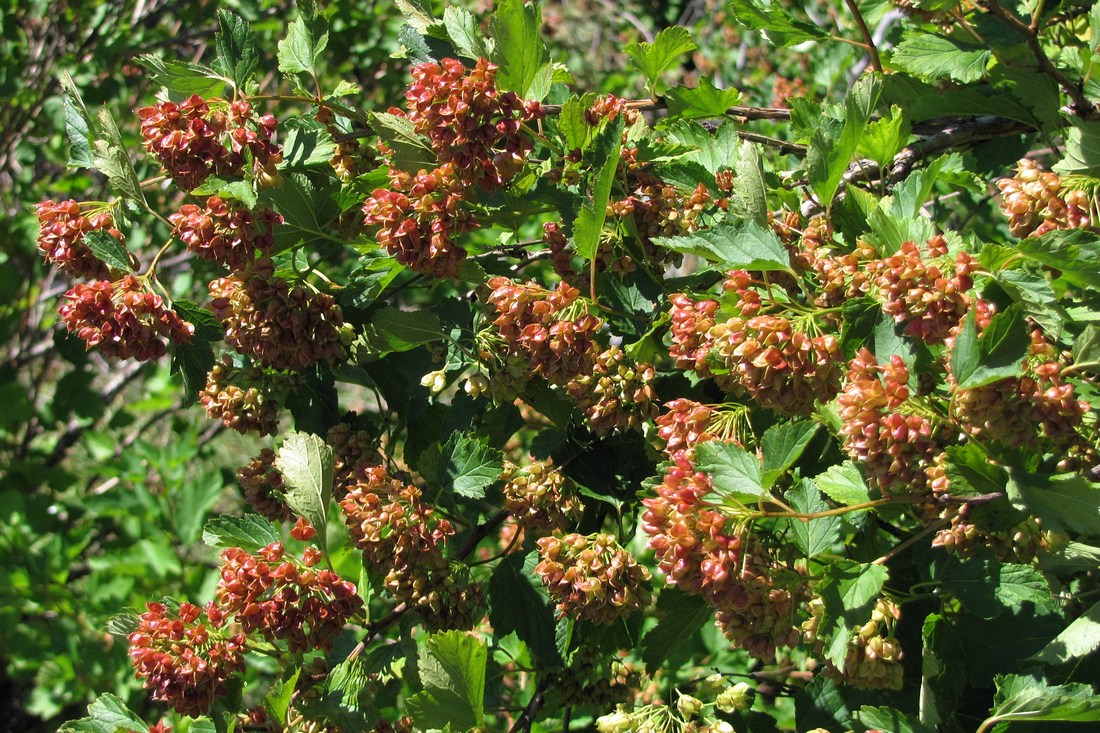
<box><xmin>420</xmin><ymin>370</ymin><xmax>448</xmax><ymax>394</ymax></box>
<box><xmin>596</xmin><ymin>710</ymin><xmax>634</xmax><ymax>733</ymax></box>
<box><xmin>677</xmin><ymin>694</ymin><xmax>703</xmax><ymax>720</ymax></box>
<box><xmin>715</xmin><ymin>682</ymin><xmax>754</xmax><ymax>713</ymax></box>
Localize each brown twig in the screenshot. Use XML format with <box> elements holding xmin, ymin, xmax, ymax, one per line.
<box><xmin>508</xmin><ymin>675</ymin><xmax>550</xmax><ymax>733</ymax></box>
<box><xmin>843</xmin><ymin>0</ymin><xmax>883</xmax><ymax>73</ymax></box>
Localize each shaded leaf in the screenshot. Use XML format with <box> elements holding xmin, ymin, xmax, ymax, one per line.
<box><xmin>985</xmin><ymin>674</ymin><xmax>1100</xmax><ymax>731</ymax></box>
<box><xmin>83</xmin><ymin>231</ymin><xmax>131</xmax><ymax>273</ymax></box>
<box><xmin>352</xmin><ymin>307</ymin><xmax>444</xmax><ymax>362</ymax></box>
<box><xmin>440</xmin><ymin>432</ymin><xmax>502</xmax><ymax>499</ymax></box>
<box><xmin>202</xmin><ymin>514</ymin><xmax>281</xmax><ymax>552</ymax></box>
<box><xmin>488</xmin><ymin>552</ymin><xmax>560</xmax><ymax>666</ymax></box>
<box><xmin>366</xmin><ymin>112</ymin><xmax>436</xmax><ymax>174</ymax></box>
<box><xmin>642</xmin><ymin>587</ymin><xmax>711</xmax><ymax>674</ymax></box>
<box><xmin>1007</xmin><ymin>471</ymin><xmax>1100</xmax><ymax>536</ymax></box>
<box><xmin>784</xmin><ymin>479</ymin><xmax>840</xmax><ymax>559</ymax></box>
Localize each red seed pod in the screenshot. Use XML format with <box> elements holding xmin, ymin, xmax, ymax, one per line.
<box><xmin>58</xmin><ymin>275</ymin><xmax>194</xmax><ymax>361</ymax></box>
<box><xmin>655</xmin><ymin>399</ymin><xmax>718</xmax><ymax>461</ymax></box>
<box><xmin>169</xmin><ymin>196</ymin><xmax>281</xmax><ymax>270</ymax></box>
<box><xmin>501</xmin><ymin>459</ymin><xmax>583</xmax><ymax>534</ymax></box>
<box><xmin>996</xmin><ymin>158</ymin><xmax>1092</xmax><ymax>238</ymax></box>
<box><xmin>35</xmin><ymin>200</ymin><xmax>122</xmax><ymax>279</ymax></box>
<box><xmin>128</xmin><ymin>601</ymin><xmax>245</xmax><ymax>716</ymax></box>
<box><xmin>208</xmin><ymin>259</ymin><xmax>346</xmax><ymax>371</ymax></box>
<box><xmin>534</xmin><ymin>533</ymin><xmax>652</xmax><ymax>624</ymax></box>
<box><xmin>668</xmin><ymin>294</ymin><xmax>719</xmax><ymax>373</ymax></box>
<box><xmin>566</xmin><ymin>346</ymin><xmax>659</xmax><ymax>435</ymax></box>
<box><xmin>237</xmin><ymin>448</ymin><xmax>294</xmax><ymax>521</ymax></box>
<box><xmin>199</xmin><ymin>358</ymin><xmax>290</xmax><ymax>436</ymax></box>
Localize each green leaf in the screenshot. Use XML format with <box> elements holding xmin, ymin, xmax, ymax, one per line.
<box><xmin>93</xmin><ymin>108</ymin><xmax>148</xmax><ymax>207</ymax></box>
<box><xmin>408</xmin><ymin>630</ymin><xmax>487</xmax><ymax>730</ymax></box>
<box><xmin>172</xmin><ymin>299</ymin><xmax>221</xmax><ymax>341</ymax></box>
<box><xmin>807</xmin><ymin>74</ymin><xmax>882</xmax><ymax>208</ymax></box>
<box><xmin>278</xmin><ymin>0</ymin><xmax>329</xmax><ymax>77</ymax></box>
<box><xmin>573</xmin><ymin>119</ymin><xmax>624</xmax><ymax>261</ymax></box>
<box><xmin>1053</xmin><ymin>119</ymin><xmax>1100</xmax><ymax>177</ymax></box>
<box><xmin>1016</xmin><ymin>228</ymin><xmax>1100</xmax><ymax>289</ymax></box>
<box><xmin>950</xmin><ymin>307</ymin><xmax>980</xmax><ymax>386</ymax></box>
<box><xmin>304</xmin><ymin>654</ymin><xmax>379</xmax><ymax>730</ymax></box>
<box><xmin>440</xmin><ymin>432</ymin><xmax>503</xmax><ymax>499</ymax></box>
<box><xmin>444</xmin><ymin>6</ymin><xmax>493</xmax><ymax>60</ymax></box>
<box><xmin>488</xmin><ymin>552</ymin><xmax>560</xmax><ymax>666</ymax></box>
<box><xmin>394</xmin><ymin>0</ymin><xmax>437</xmax><ymax>32</ymax></box>
<box><xmin>556</xmin><ymin>94</ymin><xmax>596</xmax><ymax>151</ymax></box>
<box><xmin>785</xmin><ymin>479</ymin><xmax>840</xmax><ymax>559</ymax></box>
<box><xmin>731</xmin><ymin>141</ymin><xmax>767</xmax><ymax>227</ymax></box>
<box><xmin>891</xmin><ymin>32</ymin><xmax>991</xmax><ymax>83</ymax></box>
<box><xmin>940</xmin><ymin>554</ymin><xmax>1057</xmax><ymax>619</ymax></box>
<box><xmin>202</xmin><ymin>514</ymin><xmax>281</xmax><ymax>552</ymax></box>
<box><xmin>641</xmin><ymin>587</ymin><xmax>711</xmax><ymax>674</ymax></box>
<box><xmin>666</xmin><ymin>119</ymin><xmax>739</xmax><ymax>175</ymax></box>
<box><xmin>950</xmin><ymin>304</ymin><xmax>1029</xmax><ymax>389</ymax></box>
<box><xmin>215</xmin><ymin>9</ymin><xmax>259</xmax><ymax>89</ymax></box>
<box><xmin>984</xmin><ymin>674</ymin><xmax>1100</xmax><ymax>731</ymax></box>
<box><xmin>815</xmin><ymin>462</ymin><xmax>872</xmax><ymax>508</ymax></box>
<box><xmin>919</xmin><ymin>613</ymin><xmax>964</xmax><ymax>730</ymax></box>
<box><xmin>58</xmin><ymin>72</ymin><xmax>95</xmax><ymax>168</ymax></box>
<box><xmin>191</xmin><ymin>177</ymin><xmax>258</xmax><ymax>209</ymax></box>
<box><xmin>264</xmin><ymin>669</ymin><xmax>301</xmax><ymax>725</ymax></box>
<box><xmin>653</xmin><ymin>220</ymin><xmax>791</xmax><ymax>272</ymax></box>
<box><xmin>942</xmin><ymin>443</ymin><xmax>1007</xmax><ymax>497</ymax></box>
<box><xmin>171</xmin><ymin>338</ymin><xmax>215</xmax><ymax>403</ymax></box>
<box><xmin>275</xmin><ymin>432</ymin><xmax>333</xmax><ymax>541</ymax></box>
<box><xmin>818</xmin><ymin>562</ymin><xmax>888</xmax><ymax>671</ymax></box>
<box><xmin>352</xmin><ymin>307</ymin><xmax>444</xmax><ymax>362</ymax></box>
<box><xmin>624</xmin><ymin>26</ymin><xmax>697</xmax><ymax>95</ymax></box>
<box><xmin>694</xmin><ymin>440</ymin><xmax>764</xmax><ymax>504</ymax></box>
<box><xmin>728</xmin><ymin>0</ymin><xmax>829</xmax><ymax>47</ymax></box>
<box><xmin>136</xmin><ymin>55</ymin><xmax>226</xmax><ymax>98</ymax></box>
<box><xmin>262</xmin><ymin>172</ymin><xmax>340</xmax><ymax>249</ymax></box>
<box><xmin>489</xmin><ymin>0</ymin><xmax>551</xmax><ymax>101</ymax></box>
<box><xmin>665</xmin><ymin>78</ymin><xmax>742</xmax><ymax>120</ymax></box>
<box><xmin>367</xmin><ymin>111</ymin><xmax>436</xmax><ymax>174</ymax></box>
<box><xmin>280</xmin><ymin>122</ymin><xmax>337</xmax><ymax>170</ymax></box>
<box><xmin>855</xmin><ymin>706</ymin><xmax>930</xmax><ymax>733</ymax></box>
<box><xmin>1007</xmin><ymin>471</ymin><xmax>1100</xmax><ymax>536</ymax></box>
<box><xmin>82</xmin><ymin>230</ymin><xmax>131</xmax><ymax>273</ymax></box>
<box><xmin>1073</xmin><ymin>325</ymin><xmax>1100</xmax><ymax>374</ymax></box>
<box><xmin>57</xmin><ymin>693</ymin><xmax>147</xmax><ymax>733</ymax></box>
<box><xmin>761</xmin><ymin>420</ymin><xmax>818</xmax><ymax>488</ymax></box>
<box><xmin>994</xmin><ymin>269</ymin><xmax>1066</xmax><ymax>337</ymax></box>
<box><xmin>856</xmin><ymin>106</ymin><xmax>910</xmax><ymax>169</ymax></box>
<box><xmin>1032</xmin><ymin>601</ymin><xmax>1100</xmax><ymax>665</ymax></box>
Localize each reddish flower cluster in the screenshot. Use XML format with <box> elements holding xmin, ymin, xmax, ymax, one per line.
<box><xmin>404</xmin><ymin>57</ymin><xmax>543</xmax><ymax>192</ymax></box>
<box><xmin>501</xmin><ymin>460</ymin><xmax>583</xmax><ymax>535</ymax></box>
<box><xmin>128</xmin><ymin>601</ymin><xmax>245</xmax><ymax>716</ymax></box>
<box><xmin>951</xmin><ymin>330</ymin><xmax>1088</xmax><ymax>450</ymax></box>
<box><xmin>216</xmin><ymin>542</ymin><xmax>362</xmax><ymax>652</ymax></box>
<box><xmin>339</xmin><ymin>465</ymin><xmax>455</xmax><ymax>614</ymax></box>
<box><xmin>362</xmin><ymin>164</ymin><xmax>476</xmax><ymax>277</ymax></box>
<box><xmin>169</xmin><ymin>196</ymin><xmax>281</xmax><ymax>270</ymax></box>
<box><xmin>668</xmin><ymin>294</ymin><xmax>720</xmax><ymax>371</ymax></box>
<box><xmin>868</xmin><ymin>237</ymin><xmax>975</xmax><ymax>344</ymax></box>
<box><xmin>585</xmin><ymin>94</ymin><xmax>640</xmax><ymax>127</ymax></box>
<box><xmin>236</xmin><ymin>448</ymin><xmax>293</xmax><ymax>521</ymax></box>
<box><xmin>641</xmin><ymin>458</ymin><xmax>803</xmax><ymax>659</ymax></box>
<box><xmin>35</xmin><ymin>200</ymin><xmax>121</xmax><ymax>279</ymax></box>
<box><xmin>611</xmin><ymin>179</ymin><xmax>711</xmax><ymax>265</ymax></box>
<box><xmin>534</xmin><ymin>533</ymin><xmax>652</xmax><ymax>624</ymax></box>
<box><xmin>485</xmin><ymin>277</ymin><xmax>602</xmax><ymax>386</ymax></box>
<box><xmin>208</xmin><ymin>258</ymin><xmax>345</xmax><ymax>371</ymax></box>
<box><xmin>566</xmin><ymin>346</ymin><xmax>659</xmax><ymax>435</ymax></box>
<box><xmin>655</xmin><ymin>399</ymin><xmax>717</xmax><ymax>461</ymax></box>
<box><xmin>837</xmin><ymin>349</ymin><xmax>939</xmax><ymax>495</ymax></box>
<box><xmin>199</xmin><ymin>358</ymin><xmax>288</xmax><ymax>436</ymax></box>
<box><xmin>138</xmin><ymin>96</ymin><xmax>281</xmax><ymax>190</ymax></box>
<box><xmin>997</xmin><ymin>158</ymin><xmax>1091</xmax><ymax>238</ymax></box>
<box><xmin>327</xmin><ymin>421</ymin><xmax>383</xmax><ymax>495</ymax></box>
<box><xmin>58</xmin><ymin>275</ymin><xmax>193</xmax><ymax>361</ymax></box>
<box><xmin>806</xmin><ymin>597</ymin><xmax>904</xmax><ymax>691</ymax></box>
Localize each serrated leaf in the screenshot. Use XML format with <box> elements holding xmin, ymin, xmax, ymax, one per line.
<box><xmin>573</xmin><ymin>118</ymin><xmax>624</xmax><ymax>261</ymax></box>
<box><xmin>1073</xmin><ymin>325</ymin><xmax>1100</xmax><ymax>372</ymax></box>
<box><xmin>275</xmin><ymin>432</ymin><xmax>333</xmax><ymax>541</ymax></box>
<box><xmin>352</xmin><ymin>307</ymin><xmax>444</xmax><ymax>362</ymax></box>
<box><xmin>394</xmin><ymin>0</ymin><xmax>437</xmax><ymax>31</ymax></box>
<box><xmin>191</xmin><ymin>177</ymin><xmax>258</xmax><ymax>209</ymax></box>
<box><xmin>304</xmin><ymin>655</ymin><xmax>380</xmax><ymax>730</ymax></box>
<box><xmin>942</xmin><ymin>443</ymin><xmax>1006</xmax><ymax>496</ymax></box>
<box><xmin>215</xmin><ymin>9</ymin><xmax>259</xmax><ymax>89</ymax></box>
<box><xmin>202</xmin><ymin>514</ymin><xmax>281</xmax><ymax>551</ymax></box>
<box><xmin>105</xmin><ymin>613</ymin><xmax>138</xmax><ymax>639</ymax></box>
<box><xmin>58</xmin><ymin>72</ymin><xmax>95</xmax><ymax>168</ymax></box>
<box><xmin>556</xmin><ymin>94</ymin><xmax>596</xmax><ymax>151</ymax></box>
<box><xmin>488</xmin><ymin>552</ymin><xmax>559</xmax><ymax>666</ymax></box>
<box><xmin>940</xmin><ymin>554</ymin><xmax>1057</xmax><ymax>619</ymax></box>
<box><xmin>440</xmin><ymin>432</ymin><xmax>502</xmax><ymax>499</ymax></box>
<box><xmin>855</xmin><ymin>706</ymin><xmax>930</xmax><ymax>733</ymax></box>
<box><xmin>93</xmin><ymin>108</ymin><xmax>148</xmax><ymax>207</ymax></box>
<box><xmin>785</xmin><ymin>479</ymin><xmax>840</xmax><ymax>559</ymax></box>
<box><xmin>83</xmin><ymin>230</ymin><xmax>131</xmax><ymax>273</ymax></box>
<box><xmin>761</xmin><ymin>420</ymin><xmax>818</xmax><ymax>488</ymax></box>
<box><xmin>1053</xmin><ymin>119</ymin><xmax>1100</xmax><ymax>177</ymax></box>
<box><xmin>367</xmin><ymin>112</ymin><xmax>436</xmax><ymax>174</ymax></box>
<box><xmin>666</xmin><ymin>119</ymin><xmax>739</xmax><ymax>175</ymax></box>
<box><xmin>950</xmin><ymin>307</ymin><xmax>980</xmax><ymax>386</ymax></box>
<box><xmin>57</xmin><ymin>693</ymin><xmax>147</xmax><ymax>733</ymax></box>
<box><xmin>1007</xmin><ymin>471</ymin><xmax>1100</xmax><ymax>536</ymax></box>
<box><xmin>1015</xmin><ymin>228</ymin><xmax>1100</xmax><ymax>288</ymax></box>
<box><xmin>956</xmin><ymin>304</ymin><xmax>1028</xmax><ymax>388</ymax></box>
<box><xmin>653</xmin><ymin>220</ymin><xmax>791</xmax><ymax>272</ymax></box>
<box><xmin>279</xmin><ymin>123</ymin><xmax>337</xmax><ymax>170</ymax></box>
<box><xmin>994</xmin><ymin>268</ymin><xmax>1065</xmax><ymax>337</ymax></box>
<box><xmin>920</xmin><ymin>612</ymin><xmax>964</xmax><ymax>730</ymax></box>
<box><xmin>172</xmin><ymin>299</ymin><xmax>221</xmax><ymax>341</ymax></box>
<box><xmin>985</xmin><ymin>674</ymin><xmax>1100</xmax><ymax>731</ymax></box>
<box><xmin>261</xmin><ymin>172</ymin><xmax>340</xmax><ymax>249</ymax></box>
<box><xmin>264</xmin><ymin>669</ymin><xmax>301</xmax><ymax>725</ymax></box>
<box><xmin>665</xmin><ymin>78</ymin><xmax>742</xmax><ymax>120</ymax></box>
<box><xmin>807</xmin><ymin>74</ymin><xmax>882</xmax><ymax>208</ymax></box>
<box><xmin>278</xmin><ymin>0</ymin><xmax>328</xmax><ymax>77</ymax></box>
<box><xmin>730</xmin><ymin>140</ymin><xmax>768</xmax><ymax>226</ymax></box>
<box><xmin>624</xmin><ymin>26</ymin><xmax>696</xmax><ymax>95</ymax></box>
<box><xmin>856</xmin><ymin>106</ymin><xmax>910</xmax><ymax>169</ymax></box>
<box><xmin>444</xmin><ymin>6</ymin><xmax>493</xmax><ymax>60</ymax></box>
<box><xmin>409</xmin><ymin>630</ymin><xmax>486</xmax><ymax>730</ymax></box>
<box><xmin>818</xmin><ymin>562</ymin><xmax>888</xmax><ymax>671</ymax></box>
<box><xmin>1032</xmin><ymin>601</ymin><xmax>1100</xmax><ymax>665</ymax></box>
<box><xmin>490</xmin><ymin>0</ymin><xmax>551</xmax><ymax>101</ymax></box>
<box><xmin>171</xmin><ymin>338</ymin><xmax>215</xmax><ymax>403</ymax></box>
<box><xmin>641</xmin><ymin>587</ymin><xmax>711</xmax><ymax>674</ymax></box>
<box><xmin>815</xmin><ymin>462</ymin><xmax>872</xmax><ymax>508</ymax></box>
<box><xmin>136</xmin><ymin>55</ymin><xmax>226</xmax><ymax>98</ymax></box>
<box><xmin>694</xmin><ymin>440</ymin><xmax>764</xmax><ymax>504</ymax></box>
<box><xmin>891</xmin><ymin>32</ymin><xmax>991</xmax><ymax>83</ymax></box>
<box><xmin>728</xmin><ymin>0</ymin><xmax>829</xmax><ymax>46</ymax></box>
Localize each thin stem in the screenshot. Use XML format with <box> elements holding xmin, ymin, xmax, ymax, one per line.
<box><xmin>140</xmin><ymin>238</ymin><xmax>175</xmax><ymax>278</ymax></box>
<box><xmin>843</xmin><ymin>0</ymin><xmax>883</xmax><ymax>73</ymax></box>
<box><xmin>757</xmin><ymin>497</ymin><xmax>898</xmax><ymax>519</ymax></box>
<box><xmin>509</xmin><ymin>676</ymin><xmax>550</xmax><ymax>733</ymax></box>
<box><xmin>873</xmin><ymin>520</ymin><xmax>949</xmax><ymax>566</ymax></box>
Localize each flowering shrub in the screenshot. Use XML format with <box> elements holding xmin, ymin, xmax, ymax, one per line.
<box><xmin>44</xmin><ymin>1</ymin><xmax>1100</xmax><ymax>732</ymax></box>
